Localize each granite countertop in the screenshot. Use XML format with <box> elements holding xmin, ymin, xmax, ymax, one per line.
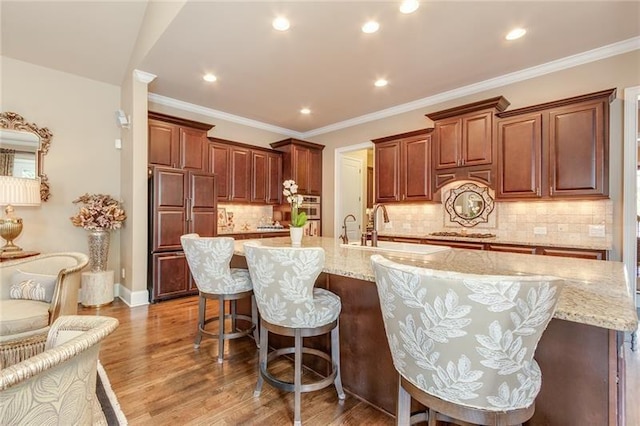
<box><xmin>218</xmin><ymin>228</ymin><xmax>288</xmax><ymax>235</ymax></box>
<box><xmin>379</xmin><ymin>231</ymin><xmax>612</xmax><ymax>251</ymax></box>
<box><xmin>234</xmin><ymin>236</ymin><xmax>638</xmax><ymax>332</ymax></box>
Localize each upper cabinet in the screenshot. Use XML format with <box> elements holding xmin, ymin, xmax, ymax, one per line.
<box><xmin>372</xmin><ymin>129</ymin><xmax>433</xmax><ymax>203</ymax></box>
<box><xmin>496</xmin><ymin>89</ymin><xmax>614</xmax><ymax>200</ymax></box>
<box><xmin>427</xmin><ymin>97</ymin><xmax>510</xmax><ymax>190</ymax></box>
<box><xmin>271</xmin><ymin>138</ymin><xmax>324</xmax><ymax>196</ymax></box>
<box><xmin>148</xmin><ymin>112</ymin><xmax>213</xmax><ymax>171</ymax></box>
<box><xmin>208</xmin><ymin>137</ymin><xmax>282</xmax><ymax>204</ymax></box>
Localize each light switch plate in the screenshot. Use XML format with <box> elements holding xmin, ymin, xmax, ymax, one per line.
<box><xmin>588</xmin><ymin>224</ymin><xmax>605</xmax><ymax>237</ymax></box>
<box><xmin>384</xmin><ymin>222</ymin><xmax>393</xmax><ymax>229</ymax></box>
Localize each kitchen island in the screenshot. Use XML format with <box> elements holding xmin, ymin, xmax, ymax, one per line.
<box><xmin>232</xmin><ymin>236</ymin><xmax>637</xmax><ymax>425</ymax></box>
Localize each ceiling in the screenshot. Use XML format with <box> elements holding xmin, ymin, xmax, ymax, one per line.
<box><xmin>2</xmin><ymin>1</ymin><xmax>639</xmax><ymax>135</ymax></box>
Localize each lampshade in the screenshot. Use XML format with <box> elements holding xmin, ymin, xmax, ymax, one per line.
<box><xmin>0</xmin><ymin>176</ymin><xmax>41</xmax><ymax>252</ymax></box>
<box><xmin>0</xmin><ymin>176</ymin><xmax>41</xmax><ymax>207</ymax></box>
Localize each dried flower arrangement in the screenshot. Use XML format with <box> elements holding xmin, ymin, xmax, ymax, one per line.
<box><xmin>70</xmin><ymin>193</ymin><xmax>126</xmax><ymax>231</ymax></box>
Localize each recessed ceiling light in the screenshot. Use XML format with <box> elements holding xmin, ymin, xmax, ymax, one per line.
<box><xmin>300</xmin><ymin>108</ymin><xmax>311</xmax><ymax>115</ymax></box>
<box><xmin>374</xmin><ymin>79</ymin><xmax>388</xmax><ymax>87</ymax></box>
<box><xmin>203</xmin><ymin>73</ymin><xmax>217</xmax><ymax>82</ymax></box>
<box><xmin>272</xmin><ymin>16</ymin><xmax>290</xmax><ymax>31</ymax></box>
<box><xmin>399</xmin><ymin>0</ymin><xmax>419</xmax><ymax>14</ymax></box>
<box><xmin>361</xmin><ymin>21</ymin><xmax>380</xmax><ymax>34</ymax></box>
<box><xmin>506</xmin><ymin>28</ymin><xmax>526</xmax><ymax>41</ymax></box>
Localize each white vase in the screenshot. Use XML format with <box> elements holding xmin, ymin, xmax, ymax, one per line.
<box><xmin>290</xmin><ymin>226</ymin><xmax>304</xmax><ymax>246</ymax></box>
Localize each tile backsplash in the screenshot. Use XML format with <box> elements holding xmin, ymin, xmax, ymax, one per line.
<box><xmin>218</xmin><ymin>204</ymin><xmax>274</xmax><ymax>231</ymax></box>
<box><xmin>380</xmin><ymin>199</ymin><xmax>613</xmax><ymax>248</ymax></box>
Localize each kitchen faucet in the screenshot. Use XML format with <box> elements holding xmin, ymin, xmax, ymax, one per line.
<box><xmin>339</xmin><ymin>214</ymin><xmax>357</xmax><ymax>244</ymax></box>
<box><xmin>370</xmin><ymin>203</ymin><xmax>389</xmax><ymax>247</ymax></box>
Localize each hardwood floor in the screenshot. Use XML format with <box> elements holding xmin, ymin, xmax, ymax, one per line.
<box><xmin>82</xmin><ymin>298</ymin><xmax>640</xmax><ymax>426</ymax></box>
<box><xmin>81</xmin><ymin>297</ymin><xmax>393</xmax><ymax>425</ymax></box>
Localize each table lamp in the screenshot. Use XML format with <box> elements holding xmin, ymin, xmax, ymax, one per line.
<box><xmin>0</xmin><ymin>176</ymin><xmax>41</xmax><ymax>252</ymax></box>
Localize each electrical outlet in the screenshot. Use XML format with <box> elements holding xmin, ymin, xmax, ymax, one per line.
<box><xmin>115</xmin><ymin>139</ymin><xmax>122</xmax><ymax>149</ymax></box>
<box><xmin>558</xmin><ymin>224</ymin><xmax>569</xmax><ymax>232</ymax></box>
<box><xmin>384</xmin><ymin>221</ymin><xmax>393</xmax><ymax>229</ymax></box>
<box><xmin>121</xmin><ymin>268</ymin><xmax>126</xmax><ymax>279</ymax></box>
<box><xmin>402</xmin><ymin>223</ymin><xmax>411</xmax><ymax>229</ymax></box>
<box><xmin>588</xmin><ymin>224</ymin><xmax>605</xmax><ymax>237</ymax></box>
<box><xmin>533</xmin><ymin>226</ymin><xmax>547</xmax><ymax>235</ymax></box>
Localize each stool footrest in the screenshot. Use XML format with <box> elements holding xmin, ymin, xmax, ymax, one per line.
<box><xmin>260</xmin><ymin>346</ymin><xmax>338</xmax><ymax>394</ymax></box>
<box><xmin>200</xmin><ymin>313</ymin><xmax>255</xmax><ymax>340</ymax></box>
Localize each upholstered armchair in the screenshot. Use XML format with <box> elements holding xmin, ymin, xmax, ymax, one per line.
<box><xmin>0</xmin><ymin>315</ymin><xmax>118</xmax><ymax>425</ymax></box>
<box><xmin>0</xmin><ymin>252</ymin><xmax>89</xmax><ymax>368</ymax></box>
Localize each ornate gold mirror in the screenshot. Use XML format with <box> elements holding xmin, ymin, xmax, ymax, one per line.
<box><xmin>0</xmin><ymin>112</ymin><xmax>52</xmax><ymax>201</ymax></box>
<box><xmin>445</xmin><ymin>182</ymin><xmax>494</xmax><ymax>227</ymax></box>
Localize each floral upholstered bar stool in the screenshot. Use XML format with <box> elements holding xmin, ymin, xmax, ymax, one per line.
<box><xmin>370</xmin><ymin>254</ymin><xmax>564</xmax><ymax>426</ymax></box>
<box><xmin>180</xmin><ymin>234</ymin><xmax>258</xmax><ymax>363</ymax></box>
<box><xmin>243</xmin><ymin>241</ymin><xmax>345</xmax><ymax>426</ymax></box>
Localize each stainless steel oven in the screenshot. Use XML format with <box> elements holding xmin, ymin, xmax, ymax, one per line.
<box><xmin>299</xmin><ymin>195</ymin><xmax>321</xmax><ymax>220</ymax></box>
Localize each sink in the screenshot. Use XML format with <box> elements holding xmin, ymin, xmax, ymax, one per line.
<box><xmin>341</xmin><ymin>241</ymin><xmax>450</xmax><ymax>255</ymax></box>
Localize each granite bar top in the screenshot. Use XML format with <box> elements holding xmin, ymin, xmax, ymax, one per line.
<box><xmin>234</xmin><ymin>236</ymin><xmax>638</xmax><ymax>332</ymax></box>
<box><xmin>379</xmin><ymin>231</ymin><xmax>612</xmax><ymax>251</ymax></box>
<box><xmin>218</xmin><ymin>228</ymin><xmax>288</xmax><ymax>235</ymax></box>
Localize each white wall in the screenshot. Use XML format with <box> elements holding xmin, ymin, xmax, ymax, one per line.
<box><xmin>1</xmin><ymin>56</ymin><xmax>122</xmax><ymax>268</ymax></box>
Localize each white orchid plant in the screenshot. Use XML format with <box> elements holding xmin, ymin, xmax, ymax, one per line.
<box><xmin>282</xmin><ymin>179</ymin><xmax>307</xmax><ymax>227</ymax></box>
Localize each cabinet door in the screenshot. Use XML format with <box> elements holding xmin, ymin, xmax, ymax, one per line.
<box><xmin>189</xmin><ymin>171</ymin><xmax>217</xmax><ymax>237</ymax></box>
<box><xmin>152</xmin><ymin>252</ymin><xmax>190</xmax><ymax>301</ymax></box>
<box><xmin>292</xmin><ymin>145</ymin><xmax>310</xmax><ymax>194</ymax></box>
<box><xmin>149</xmin><ymin>119</ymin><xmax>179</xmax><ymax>167</ymax></box>
<box><xmin>548</xmin><ymin>100</ymin><xmax>607</xmax><ymax>198</ymax></box>
<box><xmin>433</xmin><ymin>118</ymin><xmax>461</xmax><ymax>169</ymax></box>
<box><xmin>230</xmin><ymin>147</ymin><xmax>251</xmax><ymax>202</ymax></box>
<box><xmin>152</xmin><ymin>168</ymin><xmax>187</xmax><ymax>252</ymax></box>
<box><xmin>208</xmin><ymin>143</ymin><xmax>230</xmax><ymax>201</ymax></box>
<box><xmin>497</xmin><ymin>114</ymin><xmax>542</xmax><ymax>199</ymax></box>
<box><xmin>266</xmin><ymin>153</ymin><xmax>282</xmax><ymax>204</ymax></box>
<box><xmin>251</xmin><ymin>151</ymin><xmax>267</xmax><ymax>203</ymax></box>
<box><xmin>463</xmin><ymin>111</ymin><xmax>493</xmax><ymax>166</ymax></box>
<box><xmin>375</xmin><ymin>141</ymin><xmax>401</xmax><ymax>202</ymax></box>
<box><xmin>402</xmin><ymin>135</ymin><xmax>431</xmax><ymax>201</ymax></box>
<box><xmin>309</xmin><ymin>149</ymin><xmax>322</xmax><ymax>195</ymax></box>
<box><xmin>180</xmin><ymin>127</ymin><xmax>206</xmax><ymax>171</ymax></box>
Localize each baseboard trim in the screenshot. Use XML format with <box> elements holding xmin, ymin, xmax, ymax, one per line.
<box><xmin>116</xmin><ymin>284</ymin><xmax>149</xmax><ymax>307</ymax></box>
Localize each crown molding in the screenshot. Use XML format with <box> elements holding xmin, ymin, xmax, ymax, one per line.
<box><xmin>302</xmin><ymin>36</ymin><xmax>640</xmax><ymax>138</ymax></box>
<box><xmin>134</xmin><ymin>69</ymin><xmax>156</xmax><ymax>84</ymax></box>
<box><xmin>147</xmin><ymin>93</ymin><xmax>304</xmax><ymax>138</ymax></box>
<box><xmin>148</xmin><ymin>36</ymin><xmax>640</xmax><ymax>139</ymax></box>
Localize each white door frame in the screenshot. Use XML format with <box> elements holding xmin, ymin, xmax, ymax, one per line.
<box><xmin>622</xmin><ymin>85</ymin><xmax>640</xmax><ymax>305</ymax></box>
<box><xmin>334</xmin><ymin>142</ymin><xmax>374</xmax><ymax>239</ymax></box>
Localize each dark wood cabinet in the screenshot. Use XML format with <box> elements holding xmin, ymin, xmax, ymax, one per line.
<box><xmin>148</xmin><ymin>112</ymin><xmax>213</xmax><ymax>171</ymax></box>
<box><xmin>230</xmin><ymin>146</ymin><xmax>251</xmax><ymax>202</ymax></box>
<box><xmin>486</xmin><ymin>243</ymin><xmax>537</xmax><ymax>255</ymax></box>
<box><xmin>497</xmin><ymin>89</ymin><xmax>614</xmax><ymax>200</ymax></box>
<box><xmin>271</xmin><ymin>138</ymin><xmax>324</xmax><ymax>196</ymax></box>
<box><xmin>207</xmin><ymin>142</ymin><xmax>231</xmax><ymax>201</ymax></box>
<box><xmin>208</xmin><ymin>138</ymin><xmax>282</xmax><ymax>204</ymax></box>
<box><xmin>496</xmin><ymin>113</ymin><xmax>543</xmax><ymax>199</ymax></box>
<box><xmin>538</xmin><ymin>247</ymin><xmax>607</xmax><ymax>260</ymax></box>
<box><xmin>372</xmin><ymin>129</ymin><xmax>432</xmax><ymax>203</ymax></box>
<box><xmin>427</xmin><ymin>97</ymin><xmax>510</xmax><ymax>191</ymax></box>
<box><xmin>148</xmin><ymin>166</ymin><xmax>217</xmax><ymax>302</ymax></box>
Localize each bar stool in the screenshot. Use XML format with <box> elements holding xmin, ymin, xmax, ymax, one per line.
<box><xmin>180</xmin><ymin>234</ymin><xmax>258</xmax><ymax>363</ymax></box>
<box><xmin>243</xmin><ymin>241</ymin><xmax>345</xmax><ymax>426</ymax></box>
<box><xmin>370</xmin><ymin>254</ymin><xmax>564</xmax><ymax>426</ymax></box>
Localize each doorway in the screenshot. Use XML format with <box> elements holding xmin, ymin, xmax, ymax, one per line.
<box><xmin>334</xmin><ymin>142</ymin><xmax>374</xmax><ymax>241</ymax></box>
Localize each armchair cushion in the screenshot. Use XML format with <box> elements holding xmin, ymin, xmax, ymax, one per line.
<box><xmin>0</xmin><ymin>299</ymin><xmax>49</xmax><ymax>336</ymax></box>
<box><xmin>9</xmin><ymin>270</ymin><xmax>57</xmax><ymax>302</ymax></box>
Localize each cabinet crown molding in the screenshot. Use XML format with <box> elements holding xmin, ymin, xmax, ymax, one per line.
<box><xmin>426</xmin><ymin>96</ymin><xmax>510</xmax><ymax>121</ymax></box>
<box><xmin>148</xmin><ymin>111</ymin><xmax>214</xmax><ymax>131</ymax></box>
<box><xmin>496</xmin><ymin>88</ymin><xmax>616</xmax><ymax>118</ymax></box>
<box><xmin>270</xmin><ymin>138</ymin><xmax>325</xmax><ymax>151</ymax></box>
<box><xmin>371</xmin><ymin>128</ymin><xmax>433</xmax><ymax>144</ymax></box>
